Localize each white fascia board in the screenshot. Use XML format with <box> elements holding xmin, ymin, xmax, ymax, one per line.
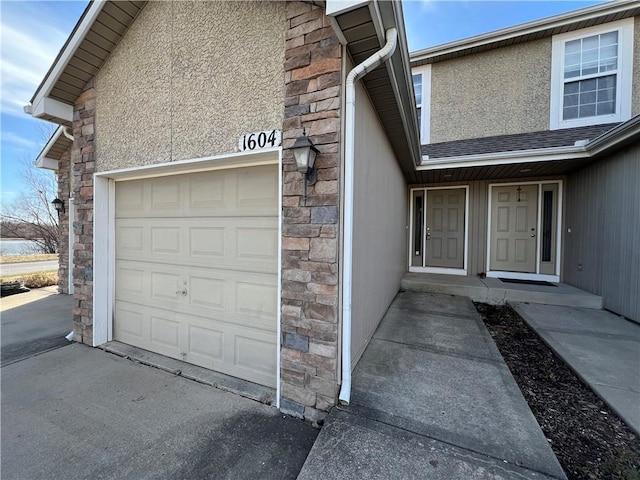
<box><xmin>410</xmin><ymin>0</ymin><xmax>638</xmax><ymax>63</ymax></box>
<box><xmin>31</xmin><ymin>97</ymin><xmax>74</xmax><ymax>123</ymax></box>
<box><xmin>326</xmin><ymin>0</ymin><xmax>370</xmax><ymax>16</ymax></box>
<box><xmin>417</xmin><ymin>145</ymin><xmax>589</xmax><ymax>170</ymax></box>
<box><xmin>29</xmin><ymin>0</ymin><xmax>106</xmax><ymax>108</ymax></box>
<box><xmin>35</xmin><ymin>126</ymin><xmax>64</xmax><ymax>170</ymax></box>
<box><xmin>36</xmin><ymin>157</ymin><xmax>60</xmax><ymax>170</ymax></box>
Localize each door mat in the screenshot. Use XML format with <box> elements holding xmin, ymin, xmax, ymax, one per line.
<box><xmin>499</xmin><ymin>278</ymin><xmax>556</xmax><ymax>287</ymax></box>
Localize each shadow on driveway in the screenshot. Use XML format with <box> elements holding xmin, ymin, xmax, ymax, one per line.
<box><xmin>1</xmin><ymin>290</ymin><xmax>74</xmax><ymax>366</ymax></box>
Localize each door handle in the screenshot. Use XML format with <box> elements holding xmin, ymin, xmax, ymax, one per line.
<box><xmin>531</xmin><ymin>233</ymin><xmax>536</xmax><ymax>237</ymax></box>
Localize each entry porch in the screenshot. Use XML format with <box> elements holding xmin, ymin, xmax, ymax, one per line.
<box><xmin>401</xmin><ymin>272</ymin><xmax>603</xmax><ymax>309</ymax></box>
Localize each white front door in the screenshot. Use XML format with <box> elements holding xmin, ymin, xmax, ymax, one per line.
<box><xmin>490</xmin><ymin>185</ymin><xmax>538</xmax><ymax>273</ymax></box>
<box><xmin>113</xmin><ymin>165</ymin><xmax>278</xmax><ymax>388</ymax></box>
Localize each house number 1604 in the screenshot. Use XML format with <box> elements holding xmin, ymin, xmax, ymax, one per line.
<box><xmin>238</xmin><ymin>129</ymin><xmax>282</xmax><ymax>152</ymax></box>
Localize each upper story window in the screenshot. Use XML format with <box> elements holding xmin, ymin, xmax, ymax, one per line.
<box><xmin>412</xmin><ymin>65</ymin><xmax>431</xmax><ymax>143</ymax></box>
<box><xmin>550</xmin><ymin>18</ymin><xmax>634</xmax><ymax>130</ymax></box>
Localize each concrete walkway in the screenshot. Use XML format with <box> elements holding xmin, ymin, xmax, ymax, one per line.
<box><xmin>299</xmin><ymin>292</ymin><xmax>566</xmax><ymax>480</ymax></box>
<box><xmin>513</xmin><ymin>303</ymin><xmax>640</xmax><ymax>436</ymax></box>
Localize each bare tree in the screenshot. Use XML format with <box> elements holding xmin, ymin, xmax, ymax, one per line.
<box><xmin>1</xmin><ymin>123</ymin><xmax>60</xmax><ymax>254</ymax></box>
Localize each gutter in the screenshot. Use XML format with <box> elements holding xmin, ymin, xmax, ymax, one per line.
<box><xmin>417</xmin><ymin>144</ymin><xmax>590</xmax><ymax>170</ymax></box>
<box><xmin>339</xmin><ymin>27</ymin><xmax>398</xmax><ymax>405</ymax></box>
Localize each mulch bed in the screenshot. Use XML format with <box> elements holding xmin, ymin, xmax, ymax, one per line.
<box><xmin>475</xmin><ymin>303</ymin><xmax>640</xmax><ymax>480</ymax></box>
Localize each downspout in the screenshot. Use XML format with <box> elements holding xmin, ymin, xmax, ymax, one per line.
<box><xmin>62</xmin><ymin>127</ymin><xmax>74</xmax><ymax>141</ymax></box>
<box><xmin>339</xmin><ymin>27</ymin><xmax>398</xmax><ymax>405</ymax></box>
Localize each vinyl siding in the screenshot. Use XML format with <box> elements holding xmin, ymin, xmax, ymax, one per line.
<box><xmin>351</xmin><ymin>81</ymin><xmax>407</xmax><ymax>366</ymax></box>
<box><xmin>564</xmin><ymin>143</ymin><xmax>640</xmax><ymax>321</ymax></box>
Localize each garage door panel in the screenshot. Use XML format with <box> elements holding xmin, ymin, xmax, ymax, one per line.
<box><xmin>151</xmin><ymin>178</ymin><xmax>182</xmax><ymax>212</ymax></box>
<box><xmin>116</xmin><ymin>225</ymin><xmax>144</xmax><ymax>253</ymax></box>
<box><xmin>236</xmin><ymin>281</ymin><xmax>277</xmax><ymax>320</ymax></box>
<box><xmin>114</xmin><ymin>165</ymin><xmax>278</xmax><ymax>388</ymax></box>
<box><xmin>116</xmin><ymin>181</ymin><xmax>144</xmax><ymax>212</ymax></box>
<box><xmin>188</xmin><ymin>175</ymin><xmax>226</xmax><ymax>210</ymax></box>
<box><xmin>116</xmin><ymin>166</ymin><xmax>277</xmax><ymax>219</ymax></box>
<box><xmin>188</xmin><ymin>325</ymin><xmax>224</xmax><ymax>363</ymax></box>
<box><xmin>150</xmin><ymin>227</ymin><xmax>181</xmax><ymax>254</ymax></box>
<box><xmin>114</xmin><ymin>303</ymin><xmax>145</xmax><ymax>340</ymax></box>
<box><xmin>189</xmin><ymin>226</ymin><xmax>225</xmax><ymax>257</ymax></box>
<box><xmin>233</xmin><ymin>333</ymin><xmax>278</xmax><ymax>382</ymax></box>
<box><xmin>116</xmin><ymin>218</ymin><xmax>277</xmax><ymax>273</ymax></box>
<box><xmin>235</xmin><ymin>168</ymin><xmax>279</xmax><ymax>212</ymax></box>
<box><xmin>150</xmin><ymin>312</ymin><xmax>181</xmax><ymax>351</ymax></box>
<box><xmin>151</xmin><ymin>272</ymin><xmax>183</xmax><ymax>301</ymax></box>
<box><xmin>236</xmin><ymin>226</ymin><xmax>278</xmax><ymax>262</ymax></box>
<box><xmin>189</xmin><ymin>276</ymin><xmax>225</xmax><ymax>310</ymax></box>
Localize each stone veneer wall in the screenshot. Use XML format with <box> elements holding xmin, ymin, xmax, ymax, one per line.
<box><xmin>279</xmin><ymin>2</ymin><xmax>343</xmax><ymax>421</ymax></box>
<box><xmin>56</xmin><ymin>149</ymin><xmax>71</xmax><ymax>294</ymax></box>
<box><xmin>71</xmin><ymin>79</ymin><xmax>96</xmax><ymax>345</ymax></box>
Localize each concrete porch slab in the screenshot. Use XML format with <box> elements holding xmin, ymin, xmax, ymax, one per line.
<box><xmin>512</xmin><ymin>303</ymin><xmax>640</xmax><ymax>436</ymax></box>
<box><xmin>401</xmin><ymin>272</ymin><xmax>603</xmax><ymax>309</ymax></box>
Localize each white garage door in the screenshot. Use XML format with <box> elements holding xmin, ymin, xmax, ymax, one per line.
<box><xmin>114</xmin><ymin>165</ymin><xmax>278</xmax><ymax>388</ymax></box>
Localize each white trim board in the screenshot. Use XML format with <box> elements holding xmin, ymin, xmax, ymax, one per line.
<box><xmin>92</xmin><ymin>148</ymin><xmax>283</xmax><ymax>404</ymax></box>
<box><xmin>411</xmin><ymin>64</ymin><xmax>431</xmax><ymax>144</ymax></box>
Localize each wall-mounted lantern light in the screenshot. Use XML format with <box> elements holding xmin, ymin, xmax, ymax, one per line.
<box><xmin>292</xmin><ymin>128</ymin><xmax>319</xmax><ymax>203</ymax></box>
<box><xmin>52</xmin><ymin>198</ymin><xmax>65</xmax><ymax>215</ymax></box>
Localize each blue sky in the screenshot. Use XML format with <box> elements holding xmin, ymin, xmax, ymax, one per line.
<box><xmin>1</xmin><ymin>0</ymin><xmax>605</xmax><ymax>207</ymax></box>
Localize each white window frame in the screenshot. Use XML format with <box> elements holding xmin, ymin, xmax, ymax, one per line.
<box><xmin>412</xmin><ymin>64</ymin><xmax>431</xmax><ymax>144</ymax></box>
<box><xmin>550</xmin><ymin>18</ymin><xmax>634</xmax><ymax>130</ymax></box>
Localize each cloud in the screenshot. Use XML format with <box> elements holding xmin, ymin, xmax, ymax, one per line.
<box><xmin>1</xmin><ymin>132</ymin><xmax>38</xmax><ymax>150</ymax></box>
<box><xmin>0</xmin><ymin>5</ymin><xmax>69</xmax><ymax>117</ymax></box>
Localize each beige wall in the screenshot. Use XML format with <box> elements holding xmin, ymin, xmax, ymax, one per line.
<box><xmin>95</xmin><ymin>1</ymin><xmax>286</xmax><ymax>171</ymax></box>
<box><xmin>351</xmin><ymin>81</ymin><xmax>408</xmax><ymax>365</ymax></box>
<box><xmin>430</xmin><ymin>38</ymin><xmax>551</xmax><ymax>143</ymax></box>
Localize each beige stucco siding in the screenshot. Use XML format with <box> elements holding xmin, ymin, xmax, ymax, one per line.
<box><xmin>95</xmin><ymin>1</ymin><xmax>286</xmax><ymax>171</ymax></box>
<box><xmin>633</xmin><ymin>16</ymin><xmax>640</xmax><ymax>116</ymax></box>
<box><xmin>351</xmin><ymin>81</ymin><xmax>408</xmax><ymax>366</ymax></box>
<box><xmin>430</xmin><ymin>38</ymin><xmax>551</xmax><ymax>143</ymax></box>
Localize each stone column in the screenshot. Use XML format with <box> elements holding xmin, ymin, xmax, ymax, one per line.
<box><xmin>56</xmin><ymin>149</ymin><xmax>71</xmax><ymax>294</ymax></box>
<box><xmin>71</xmin><ymin>79</ymin><xmax>96</xmax><ymax>345</ymax></box>
<box><xmin>280</xmin><ymin>1</ymin><xmax>343</xmax><ymax>421</ymax></box>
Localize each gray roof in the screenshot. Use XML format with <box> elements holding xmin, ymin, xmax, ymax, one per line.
<box><xmin>421</xmin><ymin>124</ymin><xmax>619</xmax><ymax>159</ymax></box>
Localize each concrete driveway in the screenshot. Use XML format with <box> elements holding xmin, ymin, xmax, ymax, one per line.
<box><xmin>1</xmin><ymin>287</ymin><xmax>74</xmax><ymax>366</ymax></box>
<box><xmin>1</xmin><ymin>344</ymin><xmax>318</xmax><ymax>479</ymax></box>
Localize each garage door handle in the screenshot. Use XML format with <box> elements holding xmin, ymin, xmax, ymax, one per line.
<box><xmin>176</xmin><ymin>289</ymin><xmax>187</xmax><ymax>296</ymax></box>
